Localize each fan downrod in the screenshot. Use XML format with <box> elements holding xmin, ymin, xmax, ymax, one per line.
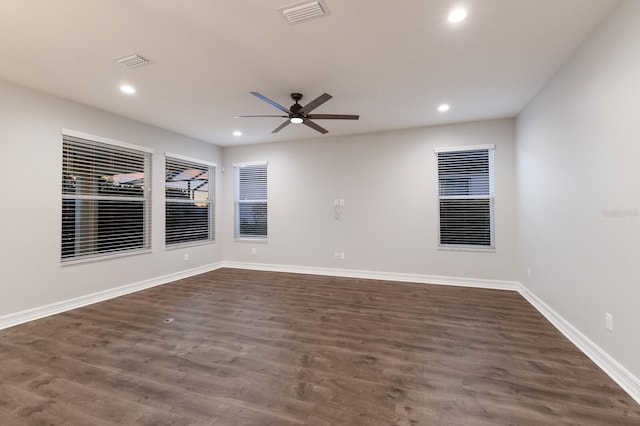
<box><xmin>291</xmin><ymin>93</ymin><xmax>303</xmax><ymax>103</ymax></box>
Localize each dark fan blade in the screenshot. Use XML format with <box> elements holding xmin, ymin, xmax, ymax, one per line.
<box><xmin>235</xmin><ymin>115</ymin><xmax>288</xmax><ymax>118</ymax></box>
<box><xmin>303</xmin><ymin>119</ymin><xmax>328</xmax><ymax>134</ymax></box>
<box><xmin>306</xmin><ymin>114</ymin><xmax>359</xmax><ymax>120</ymax></box>
<box><xmin>299</xmin><ymin>93</ymin><xmax>332</xmax><ymax>114</ymax></box>
<box><xmin>272</xmin><ymin>120</ymin><xmax>291</xmax><ymax>133</ymax></box>
<box><xmin>250</xmin><ymin>92</ymin><xmax>291</xmax><ymax>114</ymax></box>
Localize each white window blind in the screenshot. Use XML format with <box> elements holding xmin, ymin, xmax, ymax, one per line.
<box><xmin>61</xmin><ymin>133</ymin><xmax>152</xmax><ymax>262</ymax></box>
<box><xmin>234</xmin><ymin>162</ymin><xmax>268</xmax><ymax>239</ymax></box>
<box><xmin>436</xmin><ymin>146</ymin><xmax>495</xmax><ymax>248</ymax></box>
<box><xmin>165</xmin><ymin>154</ymin><xmax>215</xmax><ymax>246</ymax></box>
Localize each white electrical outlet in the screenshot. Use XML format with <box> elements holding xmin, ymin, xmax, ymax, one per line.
<box><xmin>340</xmin><ymin>252</ymin><xmax>345</xmax><ymax>260</ymax></box>
<box><xmin>251</xmin><ymin>247</ymin><xmax>257</xmax><ymax>255</ymax></box>
<box><xmin>333</xmin><ymin>199</ymin><xmax>339</xmax><ymax>207</ymax></box>
<box><xmin>605</xmin><ymin>313</ymin><xmax>613</xmax><ymax>332</ymax></box>
<box><xmin>527</xmin><ymin>267</ymin><xmax>532</xmax><ymax>278</ymax></box>
<box><xmin>183</xmin><ymin>253</ymin><xmax>189</xmax><ymax>262</ymax></box>
<box><xmin>334</xmin><ymin>251</ymin><xmax>340</xmax><ymax>259</ymax></box>
<box><xmin>339</xmin><ymin>199</ymin><xmax>345</xmax><ymax>206</ymax></box>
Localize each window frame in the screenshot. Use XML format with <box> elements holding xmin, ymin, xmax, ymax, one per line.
<box><xmin>60</xmin><ymin>129</ymin><xmax>153</xmax><ymax>264</ymax></box>
<box><xmin>164</xmin><ymin>153</ymin><xmax>216</xmax><ymax>248</ymax></box>
<box><xmin>435</xmin><ymin>144</ymin><xmax>495</xmax><ymax>250</ymax></box>
<box><xmin>233</xmin><ymin>161</ymin><xmax>268</xmax><ymax>241</ymax></box>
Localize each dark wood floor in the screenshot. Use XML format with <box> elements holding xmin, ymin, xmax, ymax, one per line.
<box><xmin>1</xmin><ymin>268</ymin><xmax>638</xmax><ymax>425</ymax></box>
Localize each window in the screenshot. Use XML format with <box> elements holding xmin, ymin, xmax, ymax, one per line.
<box><xmin>234</xmin><ymin>161</ymin><xmax>268</xmax><ymax>239</ymax></box>
<box><xmin>435</xmin><ymin>145</ymin><xmax>495</xmax><ymax>248</ymax></box>
<box><xmin>165</xmin><ymin>154</ymin><xmax>215</xmax><ymax>246</ymax></box>
<box><xmin>61</xmin><ymin>130</ymin><xmax>152</xmax><ymax>262</ymax></box>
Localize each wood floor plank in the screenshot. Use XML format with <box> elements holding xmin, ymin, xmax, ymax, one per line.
<box><xmin>0</xmin><ymin>381</ymin><xmax>119</xmax><ymax>426</ymax></box>
<box><xmin>1</xmin><ymin>268</ymin><xmax>638</xmax><ymax>425</ymax></box>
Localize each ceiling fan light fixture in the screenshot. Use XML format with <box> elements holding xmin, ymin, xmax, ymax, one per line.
<box><xmin>290</xmin><ymin>117</ymin><xmax>304</xmax><ymax>124</ymax></box>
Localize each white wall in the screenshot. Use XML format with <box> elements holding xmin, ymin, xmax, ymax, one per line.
<box><xmin>0</xmin><ymin>79</ymin><xmax>222</xmax><ymax>317</ymax></box>
<box><xmin>517</xmin><ymin>0</ymin><xmax>640</xmax><ymax>378</ymax></box>
<box><xmin>222</xmin><ymin>119</ymin><xmax>518</xmax><ymax>282</ymax></box>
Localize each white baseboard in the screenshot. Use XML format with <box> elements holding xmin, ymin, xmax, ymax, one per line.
<box><xmin>221</xmin><ymin>261</ymin><xmax>519</xmax><ymax>291</ymax></box>
<box><xmin>518</xmin><ymin>283</ymin><xmax>640</xmax><ymax>405</ymax></box>
<box><xmin>0</xmin><ymin>262</ymin><xmax>224</xmax><ymax>331</ymax></box>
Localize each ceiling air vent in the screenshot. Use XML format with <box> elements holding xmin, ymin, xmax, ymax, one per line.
<box><xmin>114</xmin><ymin>52</ymin><xmax>153</xmax><ymax>69</ymax></box>
<box><xmin>278</xmin><ymin>0</ymin><xmax>330</xmax><ymax>24</ymax></box>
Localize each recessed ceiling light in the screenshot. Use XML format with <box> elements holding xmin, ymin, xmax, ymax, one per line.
<box><xmin>290</xmin><ymin>117</ymin><xmax>304</xmax><ymax>124</ymax></box>
<box><xmin>233</xmin><ymin>131</ymin><xmax>242</xmax><ymax>137</ymax></box>
<box><xmin>120</xmin><ymin>85</ymin><xmax>136</xmax><ymax>94</ymax></box>
<box><xmin>448</xmin><ymin>8</ymin><xmax>467</xmax><ymax>23</ymax></box>
<box><xmin>438</xmin><ymin>104</ymin><xmax>450</xmax><ymax>112</ymax></box>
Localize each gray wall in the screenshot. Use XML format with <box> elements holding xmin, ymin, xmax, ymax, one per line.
<box><xmin>0</xmin><ymin>79</ymin><xmax>222</xmax><ymax>317</ymax></box>
<box><xmin>222</xmin><ymin>119</ymin><xmax>518</xmax><ymax>282</ymax></box>
<box><xmin>517</xmin><ymin>0</ymin><xmax>640</xmax><ymax>378</ymax></box>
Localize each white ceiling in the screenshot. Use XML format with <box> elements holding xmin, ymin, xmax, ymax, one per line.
<box><xmin>0</xmin><ymin>0</ymin><xmax>617</xmax><ymax>146</ymax></box>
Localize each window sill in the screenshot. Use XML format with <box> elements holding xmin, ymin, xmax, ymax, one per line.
<box><xmin>61</xmin><ymin>248</ymin><xmax>152</xmax><ymax>266</ymax></box>
<box><xmin>438</xmin><ymin>246</ymin><xmax>495</xmax><ymax>253</ymax></box>
<box><xmin>234</xmin><ymin>237</ymin><xmax>268</xmax><ymax>243</ymax></box>
<box><xmin>165</xmin><ymin>240</ymin><xmax>216</xmax><ymax>251</ymax></box>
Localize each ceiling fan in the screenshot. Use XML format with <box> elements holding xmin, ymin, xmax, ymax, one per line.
<box><xmin>235</xmin><ymin>92</ymin><xmax>359</xmax><ymax>134</ymax></box>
